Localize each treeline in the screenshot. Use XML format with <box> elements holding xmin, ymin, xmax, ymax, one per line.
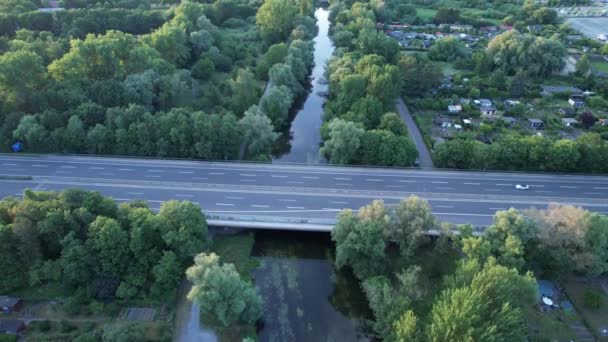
<box><xmin>320</xmin><ymin>0</ymin><xmax>418</xmax><ymax>166</ymax></box>
<box><xmin>0</xmin><ymin>8</ymin><xmax>167</xmax><ymax>37</ymax></box>
<box><xmin>333</xmin><ymin>196</ymin><xmax>608</xmax><ymax>340</ymax></box>
<box><xmin>0</xmin><ymin>0</ymin><xmax>318</xmax><ymax>160</ymax></box>
<box><xmin>434</xmin><ymin>133</ymin><xmax>608</xmax><ymax>173</ymax></box>
<box><xmin>0</xmin><ymin>189</ymin><xmax>208</xmax><ymax>303</ymax></box>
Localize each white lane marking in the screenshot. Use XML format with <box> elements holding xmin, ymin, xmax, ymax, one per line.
<box><xmin>239</xmin><ymin>179</ymin><xmax>256</xmax><ymax>182</ymax></box>
<box><xmin>279</xmin><ymin>199</ymin><xmax>297</xmax><ymax>202</ymax></box>
<box><xmin>148</xmin><ymin>169</ymin><xmax>164</xmax><ymax>173</ymax></box>
<box><xmin>179</xmin><ymin>171</ymin><xmax>194</xmax><ymax>174</ymax></box>
<box><xmin>593</xmin><ymin>187</ymin><xmax>608</xmax><ymax>190</ymax></box>
<box><xmin>331</xmin><ymin>201</ymin><xmax>348</xmax><ymax>204</ymax></box>
<box><xmin>386</xmin><ymin>185</ymin><xmax>403</xmax><ymax>188</ymax></box>
<box><xmin>322</xmin><ymin>208</ymin><xmax>340</xmax><ymax>211</ymax></box>
<box><xmin>32</xmin><ymin>164</ymin><xmax>48</xmax><ymax>167</ymax></box>
<box><xmin>399</xmin><ymin>180</ymin><xmax>415</xmax><ymax>183</ymax></box>
<box><xmin>584</xmin><ymin>192</ymin><xmax>601</xmax><ymax>195</ymax></box>
<box><xmin>287</xmin><ymin>206</ymin><xmax>305</xmax><ymax>209</ymax></box>
<box><xmin>489</xmin><ymin>207</ymin><xmax>506</xmax><ymax>210</ymax></box>
<box><xmin>226</xmin><ymin>196</ymin><xmax>244</xmax><ymax>200</ymax></box>
<box><xmin>303</xmin><ymin>176</ymin><xmax>319</xmax><ymax>179</ymax></box>
<box><xmin>334</xmin><ymin>177</ymin><xmax>351</xmax><ymax>181</ymax></box>
<box><xmin>56</xmin><ymin>171</ymin><xmax>72</xmax><ymax>174</ymax></box>
<box><xmin>251</xmin><ymin>205</ymin><xmax>269</xmax><ymax>208</ymax></box>
<box><xmin>215</xmin><ymin>203</ymin><xmax>234</xmax><ymax>206</ymax></box>
<box><xmin>560</xmin><ymin>186</ymin><xmax>577</xmax><ymax>189</ymax></box>
<box><xmin>366</xmin><ymin>179</ymin><xmax>383</xmax><ymax>182</ymax></box>
<box><xmin>432</xmin><ymin>181</ymin><xmax>448</xmax><ymax>184</ymax></box>
<box><xmin>209</xmin><ymin>172</ymin><xmax>224</xmax><ymax>175</ymax></box>
<box><xmin>336</xmin><ymin>183</ymin><xmax>352</xmax><ymax>186</ymax></box>
<box><xmin>2</xmin><ymin>163</ymin><xmax>17</xmax><ymax>166</ymax></box>
<box><xmin>128</xmin><ymin>192</ymin><xmax>144</xmax><ymax>195</ymax></box>
<box><xmin>240</xmin><ymin>173</ymin><xmax>256</xmax><ymax>177</ymax></box>
<box><xmin>486</xmin><ymin>189</ymin><xmax>503</xmax><ymax>192</ymax></box>
<box><xmin>119</xmin><ymin>168</ymin><xmax>135</xmax><ymax>171</ymax></box>
<box><xmin>98</xmin><ymin>172</ymin><xmax>114</xmax><ymax>176</ymax></box>
<box><xmin>145</xmin><ymin>175</ymin><xmax>161</xmax><ymax>178</ymax></box>
<box><xmin>60</xmin><ymin>165</ymin><xmax>76</xmax><ymax>169</ymax></box>
<box><xmin>531</xmin><ymin>185</ymin><xmax>544</xmax><ymax>188</ymax></box>
<box><xmin>435</xmin><ymin>205</ymin><xmax>454</xmax><ymax>209</ymax></box>
<box><xmin>192</xmin><ymin>177</ymin><xmax>208</xmax><ymax>180</ymax></box>
<box><xmin>8</xmin><ymin>168</ymin><xmax>24</xmax><ymax>172</ymax></box>
<box><xmin>535</xmin><ymin>190</ymin><xmax>553</xmax><ymax>193</ymax></box>
<box><xmin>90</xmin><ymin>167</ymin><xmax>104</xmax><ymax>170</ymax></box>
<box><xmin>288</xmin><ymin>181</ymin><xmax>304</xmax><ymax>184</ymax></box>
<box><xmin>436</xmin><ymin>187</ymin><xmax>453</xmax><ymax>190</ymax></box>
<box><xmin>176</xmin><ymin>194</ymin><xmax>194</xmax><ymax>198</ymax></box>
<box><xmin>464</xmin><ymin>182</ymin><xmax>480</xmax><ymax>185</ymax></box>
<box><xmin>495</xmin><ymin>183</ymin><xmax>512</xmax><ymax>186</ymax></box>
<box><xmin>271</xmin><ymin>175</ymin><xmax>288</xmax><ymax>178</ymax></box>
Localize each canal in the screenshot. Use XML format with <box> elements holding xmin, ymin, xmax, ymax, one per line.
<box><xmin>273</xmin><ymin>7</ymin><xmax>334</xmax><ymax>164</ymax></box>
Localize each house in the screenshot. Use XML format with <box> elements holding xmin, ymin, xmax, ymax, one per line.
<box><xmin>434</xmin><ymin>116</ymin><xmax>451</xmax><ymax>127</ymax></box>
<box><xmin>558</xmin><ymin>107</ymin><xmax>576</xmax><ymax>117</ymax></box>
<box><xmin>0</xmin><ymin>319</ymin><xmax>25</xmax><ymax>335</ymax></box>
<box><xmin>568</xmin><ymin>96</ymin><xmax>585</xmax><ymax>108</ymax></box>
<box><xmin>504</xmin><ymin>99</ymin><xmax>521</xmax><ymax>107</ymax></box>
<box><xmin>562</xmin><ymin>118</ymin><xmax>579</xmax><ymax>127</ymax></box>
<box><xmin>598</xmin><ymin>118</ymin><xmax>608</xmax><ymax>126</ymax></box>
<box><xmin>0</xmin><ymin>297</ymin><xmax>23</xmax><ymax>314</ymax></box>
<box><xmin>502</xmin><ymin>116</ymin><xmax>517</xmax><ymax>127</ymax></box>
<box><xmin>540</xmin><ymin>85</ymin><xmax>583</xmax><ymax>96</ymax></box>
<box><xmin>528</xmin><ymin>118</ymin><xmax>544</xmax><ymax>130</ymax></box>
<box><xmin>480</xmin><ymin>106</ymin><xmax>497</xmax><ymax>116</ymax></box>
<box><xmin>474</xmin><ymin>99</ymin><xmax>492</xmax><ymax>107</ymax></box>
<box><xmin>448</xmin><ymin>104</ymin><xmax>462</xmax><ymax>114</ymax></box>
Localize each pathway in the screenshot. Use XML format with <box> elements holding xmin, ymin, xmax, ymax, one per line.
<box><xmin>396</xmin><ymin>97</ymin><xmax>434</xmax><ymax>168</ymax></box>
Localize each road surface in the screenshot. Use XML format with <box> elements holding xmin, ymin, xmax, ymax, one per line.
<box><xmin>1</xmin><ymin>154</ymin><xmax>608</xmax><ymax>227</ymax></box>
<box><xmin>396</xmin><ymin>98</ymin><xmax>434</xmax><ymax>168</ymax></box>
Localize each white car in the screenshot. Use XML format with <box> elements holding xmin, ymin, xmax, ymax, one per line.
<box><xmin>515</xmin><ymin>184</ymin><xmax>530</xmax><ymax>190</ymax></box>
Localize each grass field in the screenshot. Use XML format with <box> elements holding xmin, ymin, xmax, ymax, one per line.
<box><xmin>416</xmin><ymin>8</ymin><xmax>437</xmax><ymax>21</ymax></box>
<box><xmin>592</xmin><ymin>61</ymin><xmax>608</xmax><ymax>73</ymax></box>
<box><xmin>212</xmin><ymin>232</ymin><xmax>260</xmax><ymax>281</ymax></box>
<box><xmin>564</xmin><ymin>278</ymin><xmax>608</xmax><ymax>340</ymax></box>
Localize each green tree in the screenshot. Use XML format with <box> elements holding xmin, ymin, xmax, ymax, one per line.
<box><xmin>393</xmin><ymin>196</ymin><xmax>435</xmax><ymax>258</ymax></box>
<box><xmin>13</xmin><ymin>115</ymin><xmax>49</xmax><ymax>151</ymax></box>
<box><xmin>64</xmin><ymin>116</ymin><xmax>86</xmax><ymax>153</ymax></box>
<box><xmin>332</xmin><ymin>210</ymin><xmax>387</xmax><ymax>280</ymax></box>
<box><xmin>239</xmin><ymin>105</ymin><xmax>279</xmax><ymax>160</ymax></box>
<box><xmin>256</xmin><ymin>43</ymin><xmax>288</xmax><ymax>79</ymax></box>
<box><xmin>87</xmin><ymin>216</ymin><xmax>130</xmax><ymax>278</ymax></box>
<box><xmin>394</xmin><ymin>310</ymin><xmax>419</xmax><ymax>342</ymax></box>
<box><xmin>575</xmin><ymin>54</ymin><xmax>591</xmax><ymax>77</ymax></box>
<box><xmin>143</xmin><ymin>25</ymin><xmax>190</xmax><ymax>67</ymax></box>
<box><xmin>230</xmin><ymin>68</ymin><xmax>260</xmax><ymax>115</ymax></box>
<box><xmin>0</xmin><ymin>224</ymin><xmax>28</xmax><ymax>292</ymax></box>
<box><xmin>260</xmin><ymin>85</ymin><xmax>293</xmax><ymax>128</ymax></box>
<box><xmin>427</xmin><ymin>259</ymin><xmax>537</xmax><ymax>342</ymax></box>
<box><xmin>0</xmin><ymin>50</ymin><xmax>47</xmax><ymax>112</ymax></box>
<box><xmin>151</xmin><ymin>251</ymin><xmax>181</xmax><ymax>299</ymax></box>
<box><xmin>428</xmin><ymin>36</ymin><xmax>470</xmax><ymax>62</ymax></box>
<box><xmin>186</xmin><ymin>253</ymin><xmax>263</xmax><ymax>327</ymax></box>
<box><xmin>256</xmin><ymin>0</ymin><xmax>297</xmax><ymax>43</ymax></box>
<box><xmin>378</xmin><ymin>112</ymin><xmax>407</xmax><ymax>136</ymax></box>
<box><xmin>159</xmin><ymin>200</ymin><xmax>208</xmax><ymax>265</ymax></box>
<box><xmin>86</xmin><ymin>124</ymin><xmax>113</xmax><ymax>154</ymax></box>
<box><xmin>320</xmin><ymin>118</ymin><xmax>365</xmax><ymax>165</ymax></box>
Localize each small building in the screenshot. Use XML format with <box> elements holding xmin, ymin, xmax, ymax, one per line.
<box><xmin>502</xmin><ymin>116</ymin><xmax>517</xmax><ymax>127</ymax></box>
<box><xmin>448</xmin><ymin>104</ymin><xmax>462</xmax><ymax>114</ymax></box>
<box><xmin>558</xmin><ymin>107</ymin><xmax>576</xmax><ymax>117</ymax></box>
<box><xmin>480</xmin><ymin>106</ymin><xmax>497</xmax><ymax>116</ymax></box>
<box><xmin>562</xmin><ymin>118</ymin><xmax>579</xmax><ymax>127</ymax></box>
<box><xmin>0</xmin><ymin>319</ymin><xmax>25</xmax><ymax>335</ymax></box>
<box><xmin>434</xmin><ymin>116</ymin><xmax>451</xmax><ymax>127</ymax></box>
<box><xmin>528</xmin><ymin>118</ymin><xmax>544</xmax><ymax>130</ymax></box>
<box><xmin>540</xmin><ymin>85</ymin><xmax>583</xmax><ymax>96</ymax></box>
<box><xmin>0</xmin><ymin>296</ymin><xmax>23</xmax><ymax>314</ymax></box>
<box><xmin>598</xmin><ymin>118</ymin><xmax>608</xmax><ymax>126</ymax></box>
<box><xmin>569</xmin><ymin>96</ymin><xmax>585</xmax><ymax>108</ymax></box>
<box><xmin>474</xmin><ymin>98</ymin><xmax>492</xmax><ymax>107</ymax></box>
<box><xmin>504</xmin><ymin>99</ymin><xmax>520</xmax><ymax>107</ymax></box>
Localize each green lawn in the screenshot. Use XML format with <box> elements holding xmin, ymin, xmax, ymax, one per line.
<box><xmin>591</xmin><ymin>61</ymin><xmax>608</xmax><ymax>73</ymax></box>
<box><xmin>525</xmin><ymin>305</ymin><xmax>579</xmax><ymax>342</ymax></box>
<box><xmin>416</xmin><ymin>8</ymin><xmax>437</xmax><ymax>21</ymax></box>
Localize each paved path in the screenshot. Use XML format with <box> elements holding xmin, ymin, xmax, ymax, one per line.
<box><xmin>396</xmin><ymin>98</ymin><xmax>434</xmax><ymax>168</ymax></box>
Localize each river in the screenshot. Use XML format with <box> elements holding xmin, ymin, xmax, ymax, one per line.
<box><xmin>273</xmin><ymin>7</ymin><xmax>334</xmax><ymax>164</ymax></box>
<box><xmin>174</xmin><ymin>230</ymin><xmax>371</xmax><ymax>342</ymax></box>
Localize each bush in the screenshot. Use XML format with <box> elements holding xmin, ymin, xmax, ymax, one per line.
<box><xmin>60</xmin><ymin>320</ymin><xmax>78</xmax><ymax>333</ymax></box>
<box><xmin>583</xmin><ymin>290</ymin><xmax>602</xmax><ymax>309</ymax></box>
<box><xmin>0</xmin><ymin>334</ymin><xmax>17</xmax><ymax>342</ymax></box>
<box><xmin>32</xmin><ymin>320</ymin><xmax>52</xmax><ymax>332</ymax></box>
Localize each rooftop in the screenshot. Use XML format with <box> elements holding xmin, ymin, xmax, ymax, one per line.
<box><xmin>0</xmin><ymin>296</ymin><xmax>20</xmax><ymax>308</ymax></box>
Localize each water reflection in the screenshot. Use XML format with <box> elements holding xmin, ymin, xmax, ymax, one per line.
<box><xmin>252</xmin><ymin>231</ymin><xmax>371</xmax><ymax>342</ymax></box>
<box><xmin>273</xmin><ymin>7</ymin><xmax>335</xmax><ymax>164</ymax></box>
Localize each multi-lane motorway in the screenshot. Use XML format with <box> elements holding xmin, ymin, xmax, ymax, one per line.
<box><xmin>1</xmin><ymin>154</ymin><xmax>608</xmax><ymax>228</ymax></box>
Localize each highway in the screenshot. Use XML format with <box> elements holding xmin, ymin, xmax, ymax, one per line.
<box><xmin>1</xmin><ymin>154</ymin><xmax>608</xmax><ymax>228</ymax></box>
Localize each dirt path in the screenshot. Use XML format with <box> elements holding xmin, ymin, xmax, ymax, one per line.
<box><xmin>173</xmin><ymin>280</ymin><xmax>218</xmax><ymax>342</ymax></box>
<box><xmin>396</xmin><ymin>98</ymin><xmax>434</xmax><ymax>168</ymax></box>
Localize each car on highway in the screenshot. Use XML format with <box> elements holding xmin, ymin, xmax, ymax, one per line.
<box><xmin>515</xmin><ymin>184</ymin><xmax>530</xmax><ymax>190</ymax></box>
